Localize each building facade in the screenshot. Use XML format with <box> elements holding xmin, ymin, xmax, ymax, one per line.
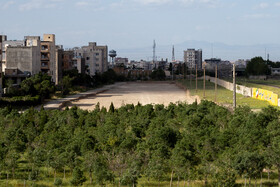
<box><xmin>3</xmin><ymin>36</ymin><xmax>41</xmax><ymax>84</ymax></box>
<box><xmin>41</xmin><ymin>34</ymin><xmax>57</xmax><ymax>83</ymax></box>
<box><xmin>74</xmin><ymin>42</ymin><xmax>108</xmax><ymax>76</ymax></box>
<box><xmin>0</xmin><ymin>35</ymin><xmax>7</xmax><ymax>96</ymax></box>
<box><xmin>62</xmin><ymin>50</ymin><xmax>75</xmax><ymax>71</ymax></box>
<box><xmin>55</xmin><ymin>46</ymin><xmax>63</xmax><ymax>85</ymax></box>
<box><xmin>184</xmin><ymin>49</ymin><xmax>202</xmax><ymax>69</ymax></box>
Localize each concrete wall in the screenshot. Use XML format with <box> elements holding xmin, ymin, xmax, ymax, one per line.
<box><xmin>6</xmin><ymin>47</ymin><xmax>33</xmax><ymax>73</ymax></box>
<box><xmin>6</xmin><ymin>45</ymin><xmax>41</xmax><ymax>75</ymax></box>
<box><xmin>203</xmin><ymin>75</ymin><xmax>252</xmax><ymax>97</ymax></box>
<box><xmin>76</xmin><ymin>57</ymin><xmax>85</xmax><ymax>74</ymax></box>
<box><xmin>55</xmin><ymin>48</ymin><xmax>63</xmax><ymax>85</ymax></box>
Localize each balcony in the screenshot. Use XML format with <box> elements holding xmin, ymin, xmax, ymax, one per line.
<box><xmin>41</xmin><ymin>55</ymin><xmax>49</xmax><ymax>61</ymax></box>
<box><xmin>41</xmin><ymin>46</ymin><xmax>49</xmax><ymax>52</ymax></box>
<box><xmin>41</xmin><ymin>63</ymin><xmax>49</xmax><ymax>69</ymax></box>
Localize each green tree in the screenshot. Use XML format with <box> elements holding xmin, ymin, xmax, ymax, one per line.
<box><xmin>70</xmin><ymin>167</ymin><xmax>86</xmax><ymax>186</ymax></box>
<box><xmin>245</xmin><ymin>57</ymin><xmax>271</xmax><ymax>76</ymax></box>
<box><xmin>61</xmin><ymin>75</ymin><xmax>74</xmax><ymax>95</ymax></box>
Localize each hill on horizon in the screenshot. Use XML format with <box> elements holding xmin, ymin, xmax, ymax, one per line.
<box><xmin>116</xmin><ymin>40</ymin><xmax>280</xmax><ymax>62</ymax></box>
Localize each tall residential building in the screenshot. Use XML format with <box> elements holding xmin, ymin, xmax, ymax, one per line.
<box><xmin>74</xmin><ymin>42</ymin><xmax>108</xmax><ymax>76</ymax></box>
<box><xmin>3</xmin><ymin>36</ymin><xmax>41</xmax><ymax>84</ymax></box>
<box><xmin>55</xmin><ymin>45</ymin><xmax>63</xmax><ymax>85</ymax></box>
<box><xmin>0</xmin><ymin>35</ymin><xmax>7</xmax><ymax>96</ymax></box>
<box><xmin>184</xmin><ymin>49</ymin><xmax>202</xmax><ymax>69</ymax></box>
<box><xmin>41</xmin><ymin>34</ymin><xmax>57</xmax><ymax>83</ymax></box>
<box><xmin>62</xmin><ymin>50</ymin><xmax>75</xmax><ymax>71</ymax></box>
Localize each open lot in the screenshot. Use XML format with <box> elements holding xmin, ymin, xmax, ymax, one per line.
<box><xmin>178</xmin><ymin>79</ymin><xmax>271</xmax><ymax>109</ymax></box>
<box><xmin>65</xmin><ymin>82</ymin><xmax>193</xmax><ymax>110</ymax></box>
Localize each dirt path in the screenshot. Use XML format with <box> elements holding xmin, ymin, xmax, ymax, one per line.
<box><xmin>65</xmin><ymin>82</ymin><xmax>198</xmax><ymax>110</ymax></box>
<box><xmin>41</xmin><ymin>83</ymin><xmax>125</xmax><ymax>110</ymax></box>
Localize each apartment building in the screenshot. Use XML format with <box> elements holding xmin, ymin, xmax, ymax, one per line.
<box><xmin>0</xmin><ymin>35</ymin><xmax>7</xmax><ymax>96</ymax></box>
<box><xmin>62</xmin><ymin>50</ymin><xmax>75</xmax><ymax>71</ymax></box>
<box><xmin>55</xmin><ymin>45</ymin><xmax>63</xmax><ymax>85</ymax></box>
<box><xmin>2</xmin><ymin>36</ymin><xmax>41</xmax><ymax>84</ymax></box>
<box><xmin>41</xmin><ymin>34</ymin><xmax>57</xmax><ymax>83</ymax></box>
<box><xmin>184</xmin><ymin>49</ymin><xmax>202</xmax><ymax>69</ymax></box>
<box><xmin>74</xmin><ymin>42</ymin><xmax>108</xmax><ymax>76</ymax></box>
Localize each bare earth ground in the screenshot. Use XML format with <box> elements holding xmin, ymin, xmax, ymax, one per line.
<box><xmin>65</xmin><ymin>82</ymin><xmax>197</xmax><ymax>110</ymax></box>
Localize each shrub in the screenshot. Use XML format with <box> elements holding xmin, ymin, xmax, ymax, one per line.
<box><xmin>70</xmin><ymin>167</ymin><xmax>86</xmax><ymax>186</ymax></box>
<box><xmin>54</xmin><ymin>178</ymin><xmax>62</xmax><ymax>186</ymax></box>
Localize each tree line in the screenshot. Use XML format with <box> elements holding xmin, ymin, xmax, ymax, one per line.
<box><xmin>1</xmin><ymin>101</ymin><xmax>280</xmax><ymax>186</ymax></box>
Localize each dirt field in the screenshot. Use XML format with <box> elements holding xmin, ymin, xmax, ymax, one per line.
<box><xmin>65</xmin><ymin>82</ymin><xmax>195</xmax><ymax>110</ymax></box>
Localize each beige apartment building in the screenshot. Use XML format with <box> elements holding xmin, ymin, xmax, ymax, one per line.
<box><xmin>41</xmin><ymin>34</ymin><xmax>57</xmax><ymax>83</ymax></box>
<box><xmin>74</xmin><ymin>42</ymin><xmax>108</xmax><ymax>76</ymax></box>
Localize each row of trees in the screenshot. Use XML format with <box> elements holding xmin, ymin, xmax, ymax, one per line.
<box><xmin>245</xmin><ymin>57</ymin><xmax>271</xmax><ymax>76</ymax></box>
<box><xmin>1</xmin><ymin>101</ymin><xmax>280</xmax><ymax>186</ymax></box>
<box><xmin>1</xmin><ymin>69</ymin><xmax>126</xmax><ymax>106</ymax></box>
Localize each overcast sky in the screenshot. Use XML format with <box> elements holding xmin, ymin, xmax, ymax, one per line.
<box><xmin>1</xmin><ymin>0</ymin><xmax>280</xmax><ymax>60</ymax></box>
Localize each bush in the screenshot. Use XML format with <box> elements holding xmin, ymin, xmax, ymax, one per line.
<box><xmin>70</xmin><ymin>167</ymin><xmax>86</xmax><ymax>186</ymax></box>
<box><xmin>54</xmin><ymin>178</ymin><xmax>62</xmax><ymax>186</ymax></box>
<box><xmin>0</xmin><ymin>95</ymin><xmax>41</xmax><ymax>107</ymax></box>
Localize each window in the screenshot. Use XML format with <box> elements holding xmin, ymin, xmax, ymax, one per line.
<box><xmin>86</xmin><ymin>57</ymin><xmax>90</xmax><ymax>60</ymax></box>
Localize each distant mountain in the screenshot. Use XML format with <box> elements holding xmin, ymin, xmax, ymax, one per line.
<box><xmin>116</xmin><ymin>40</ymin><xmax>280</xmax><ymax>62</ymax></box>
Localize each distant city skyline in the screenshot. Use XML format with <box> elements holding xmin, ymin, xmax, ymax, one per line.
<box><xmin>1</xmin><ymin>0</ymin><xmax>280</xmax><ymax>61</ymax></box>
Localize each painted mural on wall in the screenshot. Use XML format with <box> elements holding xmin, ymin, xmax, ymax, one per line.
<box><xmin>252</xmin><ymin>88</ymin><xmax>278</xmax><ymax>106</ymax></box>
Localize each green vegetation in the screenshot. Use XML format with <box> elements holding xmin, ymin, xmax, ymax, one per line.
<box><xmin>1</xmin><ymin>73</ymin><xmax>55</xmax><ymax>108</ymax></box>
<box><xmin>0</xmin><ymin>69</ymin><xmax>126</xmax><ymax>108</ymax></box>
<box><xmin>1</xmin><ymin>102</ymin><xmax>280</xmax><ymax>186</ymax></box>
<box><xmin>150</xmin><ymin>69</ymin><xmax>166</xmax><ymax>80</ymax></box>
<box><xmin>178</xmin><ymin>79</ymin><xmax>271</xmax><ymax>109</ymax></box>
<box><xmin>245</xmin><ymin>57</ymin><xmax>271</xmax><ymax>76</ymax></box>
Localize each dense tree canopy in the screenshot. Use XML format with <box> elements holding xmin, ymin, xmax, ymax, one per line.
<box><xmin>0</xmin><ymin>101</ymin><xmax>280</xmax><ymax>186</ymax></box>
<box><xmin>246</xmin><ymin>57</ymin><xmax>271</xmax><ymax>76</ymax></box>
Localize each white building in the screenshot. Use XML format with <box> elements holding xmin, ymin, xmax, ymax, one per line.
<box><xmin>183</xmin><ymin>49</ymin><xmax>202</xmax><ymax>69</ymax></box>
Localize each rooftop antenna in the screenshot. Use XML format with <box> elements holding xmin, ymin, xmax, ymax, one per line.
<box><xmin>267</xmin><ymin>53</ymin><xmax>270</xmax><ymax>61</ymax></box>
<box><xmin>153</xmin><ymin>40</ymin><xmax>156</xmax><ymax>63</ymax></box>
<box><xmin>172</xmin><ymin>45</ymin><xmax>175</xmax><ymax>62</ymax></box>
<box><xmin>211</xmin><ymin>43</ymin><xmax>213</xmax><ymax>59</ymax></box>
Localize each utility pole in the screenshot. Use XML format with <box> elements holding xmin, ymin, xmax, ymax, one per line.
<box><xmin>153</xmin><ymin>40</ymin><xmax>156</xmax><ymax>64</ymax></box>
<box><xmin>203</xmin><ymin>64</ymin><xmax>206</xmax><ymax>99</ymax></box>
<box><xmin>233</xmin><ymin>63</ymin><xmax>236</xmax><ymax>110</ymax></box>
<box><xmin>189</xmin><ymin>66</ymin><xmax>192</xmax><ymax>89</ymax></box>
<box><xmin>196</xmin><ymin>64</ymin><xmax>198</xmax><ymax>93</ymax></box>
<box><xmin>215</xmin><ymin>65</ymin><xmax>217</xmax><ymax>102</ymax></box>
<box><xmin>172</xmin><ymin>45</ymin><xmax>175</xmax><ymax>62</ymax></box>
<box><xmin>172</xmin><ymin>63</ymin><xmax>174</xmax><ymax>81</ymax></box>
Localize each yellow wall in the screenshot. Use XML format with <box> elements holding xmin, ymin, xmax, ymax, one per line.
<box><xmin>252</xmin><ymin>88</ymin><xmax>278</xmax><ymax>106</ymax></box>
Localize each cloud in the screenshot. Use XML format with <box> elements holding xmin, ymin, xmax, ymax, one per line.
<box><xmin>275</xmin><ymin>2</ymin><xmax>280</xmax><ymax>6</ymax></box>
<box><xmin>1</xmin><ymin>0</ymin><xmax>15</xmax><ymax>10</ymax></box>
<box><xmin>254</xmin><ymin>2</ymin><xmax>269</xmax><ymax>9</ymax></box>
<box><xmin>19</xmin><ymin>0</ymin><xmax>59</xmax><ymax>11</ymax></box>
<box><xmin>134</xmin><ymin>0</ymin><xmax>171</xmax><ymax>5</ymax></box>
<box><xmin>18</xmin><ymin>0</ymin><xmax>66</xmax><ymax>11</ymax></box>
<box><xmin>76</xmin><ymin>1</ymin><xmax>89</xmax><ymax>6</ymax></box>
<box><xmin>243</xmin><ymin>14</ymin><xmax>271</xmax><ymax>19</ymax></box>
<box><xmin>179</xmin><ymin>0</ymin><xmax>219</xmax><ymax>7</ymax></box>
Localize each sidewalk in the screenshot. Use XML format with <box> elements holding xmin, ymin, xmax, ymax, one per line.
<box><xmin>42</xmin><ymin>82</ymin><xmax>125</xmax><ymax>110</ymax></box>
